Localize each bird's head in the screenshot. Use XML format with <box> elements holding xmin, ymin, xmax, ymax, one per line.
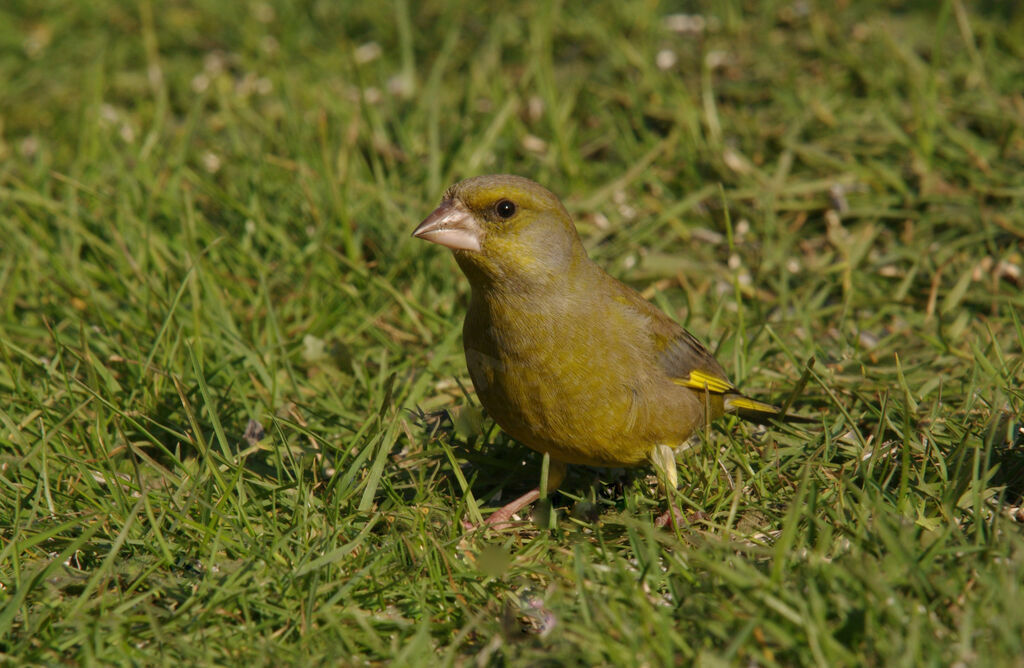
<box><xmin>413</xmin><ymin>174</ymin><xmax>587</xmax><ymax>288</ymax></box>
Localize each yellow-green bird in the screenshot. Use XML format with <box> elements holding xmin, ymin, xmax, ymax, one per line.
<box><xmin>414</xmin><ymin>174</ymin><xmax>808</xmax><ymax>527</ymax></box>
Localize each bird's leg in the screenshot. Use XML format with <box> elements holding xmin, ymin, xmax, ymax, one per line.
<box><xmin>650</xmin><ymin>444</ymin><xmax>688</xmax><ymax>529</ymax></box>
<box><xmin>486</xmin><ymin>459</ymin><xmax>567</xmax><ymax>529</ymax></box>
<box><xmin>650</xmin><ymin>444</ymin><xmax>678</xmax><ymax>490</ymax></box>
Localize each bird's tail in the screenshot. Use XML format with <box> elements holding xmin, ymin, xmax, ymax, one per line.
<box><xmin>724</xmin><ymin>394</ymin><xmax>817</xmax><ymax>424</ymax></box>
<box><xmin>723</xmin><ymin>357</ymin><xmax>817</xmax><ymax>425</ymax></box>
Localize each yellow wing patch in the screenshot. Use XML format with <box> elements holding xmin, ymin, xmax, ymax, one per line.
<box><xmin>672</xmin><ymin>370</ymin><xmax>735</xmax><ymax>394</ymax></box>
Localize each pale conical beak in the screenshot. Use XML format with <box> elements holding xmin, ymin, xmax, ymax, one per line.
<box><xmin>412</xmin><ymin>199</ymin><xmax>482</xmax><ymax>252</ymax></box>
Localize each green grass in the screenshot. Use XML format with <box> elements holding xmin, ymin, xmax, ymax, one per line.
<box><xmin>2</xmin><ymin>0</ymin><xmax>1023</xmax><ymax>664</ymax></box>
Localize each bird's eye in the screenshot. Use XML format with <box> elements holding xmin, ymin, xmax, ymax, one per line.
<box><xmin>495</xmin><ymin>199</ymin><xmax>516</xmax><ymax>219</ymax></box>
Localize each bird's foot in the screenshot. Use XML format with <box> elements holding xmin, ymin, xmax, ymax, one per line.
<box><xmin>654</xmin><ymin>506</ymin><xmax>709</xmax><ymax>530</ymax></box>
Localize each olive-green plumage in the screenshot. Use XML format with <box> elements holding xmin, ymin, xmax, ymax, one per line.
<box><xmin>414</xmin><ymin>175</ymin><xmax>801</xmax><ymax>524</ymax></box>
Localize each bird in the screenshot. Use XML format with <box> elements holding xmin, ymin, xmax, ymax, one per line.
<box><xmin>413</xmin><ymin>174</ymin><xmax>810</xmax><ymax>528</ymax></box>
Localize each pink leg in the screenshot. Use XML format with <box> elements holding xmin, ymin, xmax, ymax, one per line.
<box><xmin>485</xmin><ymin>488</ymin><xmax>543</xmax><ymax>529</ymax></box>
<box><xmin>484</xmin><ymin>459</ymin><xmax>567</xmax><ymax>530</ymax></box>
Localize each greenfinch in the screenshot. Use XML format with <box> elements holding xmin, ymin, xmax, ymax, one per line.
<box><xmin>414</xmin><ymin>174</ymin><xmax>808</xmax><ymax>526</ymax></box>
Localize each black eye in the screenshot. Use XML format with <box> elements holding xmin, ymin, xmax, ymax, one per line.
<box><xmin>495</xmin><ymin>199</ymin><xmax>516</xmax><ymax>218</ymax></box>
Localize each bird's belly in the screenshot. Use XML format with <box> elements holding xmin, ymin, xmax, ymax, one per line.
<box><xmin>465</xmin><ymin>345</ymin><xmax>699</xmax><ymax>467</ymax></box>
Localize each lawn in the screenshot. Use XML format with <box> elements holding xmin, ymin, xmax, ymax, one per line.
<box><xmin>1</xmin><ymin>0</ymin><xmax>1023</xmax><ymax>664</ymax></box>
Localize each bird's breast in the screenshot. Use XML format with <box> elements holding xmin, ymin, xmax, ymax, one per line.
<box><xmin>461</xmin><ymin>299</ymin><xmax>701</xmax><ymax>467</ymax></box>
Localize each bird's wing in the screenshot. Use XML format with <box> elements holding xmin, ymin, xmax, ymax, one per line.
<box><xmin>608</xmin><ymin>275</ymin><xmax>785</xmax><ymax>418</ymax></box>
<box><xmin>603</xmin><ymin>275</ymin><xmax>728</xmax><ymax>384</ymax></box>
<box><xmin>657</xmin><ymin>325</ymin><xmax>786</xmax><ymax>417</ymax></box>
<box><xmin>658</xmin><ymin>326</ymin><xmax>735</xmax><ymax>394</ymax></box>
